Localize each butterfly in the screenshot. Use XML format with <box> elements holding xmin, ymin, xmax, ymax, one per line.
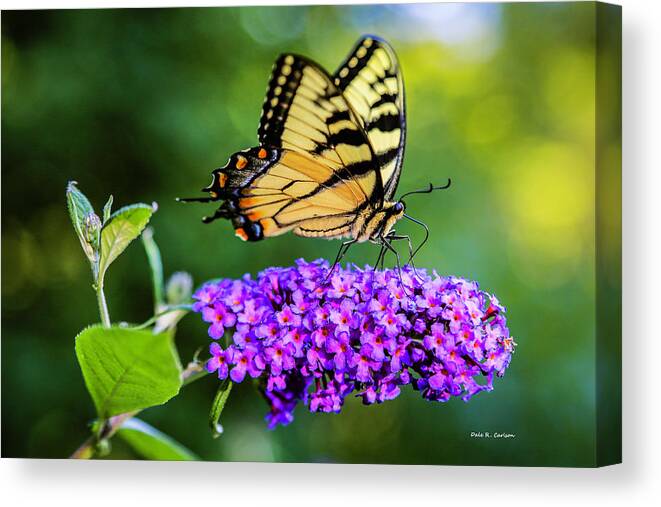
<box><xmin>180</xmin><ymin>35</ymin><xmax>450</xmax><ymax>270</ymax></box>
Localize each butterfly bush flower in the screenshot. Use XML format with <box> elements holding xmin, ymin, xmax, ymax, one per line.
<box><xmin>195</xmin><ymin>259</ymin><xmax>516</xmax><ymax>429</ymax></box>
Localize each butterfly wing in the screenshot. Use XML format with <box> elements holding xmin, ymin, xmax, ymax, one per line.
<box><xmin>258</xmin><ymin>53</ymin><xmax>385</xmax><ymax>208</ymax></box>
<box><xmin>333</xmin><ymin>36</ymin><xmax>406</xmax><ymax>201</ymax></box>
<box><xmin>200</xmin><ymin>54</ymin><xmax>385</xmax><ymax>241</ymax></box>
<box><xmin>202</xmin><ymin>147</ymin><xmax>370</xmax><ymax>241</ymax></box>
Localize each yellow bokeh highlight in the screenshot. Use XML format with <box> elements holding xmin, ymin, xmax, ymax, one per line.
<box><xmin>543</xmin><ymin>50</ymin><xmax>595</xmax><ymax>142</ymax></box>
<box><xmin>499</xmin><ymin>141</ymin><xmax>595</xmax><ymax>288</ymax></box>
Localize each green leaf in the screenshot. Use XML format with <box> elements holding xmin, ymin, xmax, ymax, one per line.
<box><xmin>98</xmin><ymin>203</ymin><xmax>154</xmax><ymax>283</ymax></box>
<box><xmin>209</xmin><ymin>378</ymin><xmax>232</xmax><ymax>438</ymax></box>
<box><xmin>66</xmin><ymin>181</ymin><xmax>97</xmax><ymax>263</ymax></box>
<box><xmin>102</xmin><ymin>195</ymin><xmax>113</xmax><ymax>224</ymax></box>
<box><xmin>117</xmin><ymin>418</ymin><xmax>199</xmax><ymax>461</ymax></box>
<box><xmin>141</xmin><ymin>227</ymin><xmax>164</xmax><ymax>311</ymax></box>
<box><xmin>75</xmin><ymin>325</ymin><xmax>182</xmax><ymax>418</ymax></box>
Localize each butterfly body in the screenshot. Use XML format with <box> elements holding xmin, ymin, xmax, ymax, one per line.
<box><xmin>183</xmin><ymin>36</ymin><xmax>411</xmax><ymax>247</ymax></box>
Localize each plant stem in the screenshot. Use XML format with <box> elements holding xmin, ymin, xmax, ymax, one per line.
<box><xmin>129</xmin><ymin>304</ymin><xmax>193</xmax><ymax>330</ymax></box>
<box><xmin>70</xmin><ymin>411</ymin><xmax>136</xmax><ymax>459</ymax></box>
<box><xmin>96</xmin><ymin>281</ymin><xmax>111</xmax><ymax>328</ymax></box>
<box><xmin>69</xmin><ymin>360</ymin><xmax>209</xmax><ymax>459</ymax></box>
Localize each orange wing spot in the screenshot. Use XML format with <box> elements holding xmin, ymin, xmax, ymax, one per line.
<box><xmin>247</xmin><ymin>211</ymin><xmax>264</xmax><ymax>221</ymax></box>
<box><xmin>234</xmin><ymin>228</ymin><xmax>249</xmax><ymax>241</ymax></box>
<box><xmin>218</xmin><ymin>173</ymin><xmax>227</xmax><ymax>188</ymax></box>
<box><xmin>210</xmin><ymin>191</ymin><xmax>219</xmax><ymax>198</ymax></box>
<box><xmin>258</xmin><ymin>148</ymin><xmax>268</xmax><ymax>159</ymax></box>
<box><xmin>236</xmin><ymin>156</ymin><xmax>248</xmax><ymax>169</ymax></box>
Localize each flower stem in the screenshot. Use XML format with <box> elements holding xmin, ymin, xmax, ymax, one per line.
<box><xmin>96</xmin><ymin>282</ymin><xmax>111</xmax><ymax>328</ymax></box>
<box><xmin>182</xmin><ymin>361</ymin><xmax>208</xmax><ymax>386</ymax></box>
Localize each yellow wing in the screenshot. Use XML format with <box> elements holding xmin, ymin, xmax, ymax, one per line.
<box><xmin>234</xmin><ymin>149</ymin><xmax>366</xmax><ymax>240</ymax></box>
<box><xmin>258</xmin><ymin>53</ymin><xmax>385</xmax><ymax>206</ymax></box>
<box><xmin>184</xmin><ymin>43</ymin><xmax>402</xmax><ymax>243</ymax></box>
<box><xmin>200</xmin><ymin>145</ymin><xmax>380</xmax><ymax>242</ymax></box>
<box><xmin>333</xmin><ymin>36</ymin><xmax>406</xmax><ymax>201</ymax></box>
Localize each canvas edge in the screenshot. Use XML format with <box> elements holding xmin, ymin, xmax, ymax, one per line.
<box><xmin>595</xmin><ymin>0</ymin><xmax>622</xmax><ymax>468</ymax></box>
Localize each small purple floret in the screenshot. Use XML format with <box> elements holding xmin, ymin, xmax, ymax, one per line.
<box><xmin>194</xmin><ymin>259</ymin><xmax>516</xmax><ymax>428</ymax></box>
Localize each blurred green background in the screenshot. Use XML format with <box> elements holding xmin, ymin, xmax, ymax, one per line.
<box><xmin>2</xmin><ymin>3</ymin><xmax>613</xmax><ymax>465</ymax></box>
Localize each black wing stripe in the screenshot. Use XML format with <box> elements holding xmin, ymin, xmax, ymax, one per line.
<box><xmin>333</xmin><ymin>36</ymin><xmax>406</xmax><ymax>201</ymax></box>
<box><xmin>334</xmin><ymin>40</ymin><xmax>379</xmax><ymax>88</ymax></box>
<box><xmin>371</xmin><ymin>93</ymin><xmax>398</xmax><ymax>109</ymax></box>
<box><xmin>258</xmin><ymin>55</ymin><xmax>308</xmax><ymax>146</ymax></box>
<box><xmin>276</xmin><ymin>161</ymin><xmax>365</xmax><ymax>199</ymax></box>
<box><xmin>368</xmin><ymin>112</ymin><xmax>401</xmax><ymax>133</ymax></box>
<box><xmin>322</xmin><ymin>128</ymin><xmax>370</xmax><ymax>149</ymax></box>
<box><xmin>318</xmin><ymin>160</ymin><xmax>377</xmax><ymax>190</ymax></box>
<box><xmin>297</xmin><ymin>219</ymin><xmax>355</xmax><ymax>234</ymax></box>
<box><xmin>375</xmin><ymin>147</ymin><xmax>400</xmax><ymax>167</ymax></box>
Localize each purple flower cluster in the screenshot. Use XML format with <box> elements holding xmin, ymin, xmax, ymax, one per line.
<box><xmin>194</xmin><ymin>259</ymin><xmax>516</xmax><ymax>428</ymax></box>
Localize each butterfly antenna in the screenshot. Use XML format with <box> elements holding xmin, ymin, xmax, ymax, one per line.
<box><xmin>403</xmin><ymin>214</ymin><xmax>430</xmax><ymax>261</ymax></box>
<box><xmin>398</xmin><ymin>178</ymin><xmax>451</xmax><ymax>201</ymax></box>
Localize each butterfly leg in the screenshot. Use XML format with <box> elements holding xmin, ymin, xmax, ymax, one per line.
<box><xmin>325</xmin><ymin>239</ymin><xmax>357</xmax><ymax>281</ymax></box>
<box><xmin>387</xmin><ymin>232</ymin><xmax>414</xmax><ymax>265</ymax></box>
<box><xmin>376</xmin><ymin>229</ymin><xmax>408</xmax><ymax>271</ymax></box>
<box><xmin>376</xmin><ymin>233</ymin><xmax>401</xmax><ymax>271</ymax></box>
<box><xmin>388</xmin><ymin>233</ymin><xmax>425</xmax><ymax>281</ymax></box>
<box><xmin>379</xmin><ymin>235</ymin><xmax>410</xmax><ymax>297</ymax></box>
<box><xmin>374</xmin><ymin>242</ymin><xmax>387</xmax><ymax>270</ymax></box>
<box><xmin>201</xmin><ymin>207</ymin><xmax>231</xmax><ymax>224</ymax></box>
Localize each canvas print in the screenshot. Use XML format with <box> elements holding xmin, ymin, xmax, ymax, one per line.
<box><xmin>1</xmin><ymin>2</ymin><xmax>621</xmax><ymax>466</ymax></box>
